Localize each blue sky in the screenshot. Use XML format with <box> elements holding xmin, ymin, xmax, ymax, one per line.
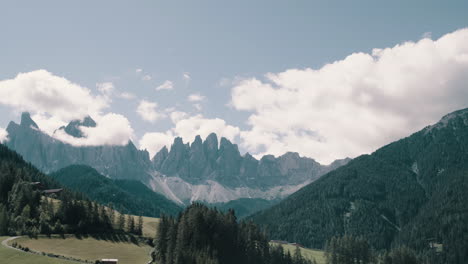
<box><xmin>1</xmin><ymin>0</ymin><xmax>468</xmax><ymax>163</ymax></box>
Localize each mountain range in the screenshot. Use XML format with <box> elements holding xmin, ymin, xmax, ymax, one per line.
<box><xmin>4</xmin><ymin>112</ymin><xmax>350</xmax><ymax>205</ymax></box>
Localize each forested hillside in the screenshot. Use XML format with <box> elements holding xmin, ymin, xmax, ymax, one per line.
<box><xmin>154</xmin><ymin>203</ymin><xmax>316</xmax><ymax>264</ymax></box>
<box><xmin>51</xmin><ymin>165</ymin><xmax>181</xmax><ymax>217</ymax></box>
<box><xmin>0</xmin><ymin>144</ymin><xmax>114</xmax><ymax>236</ymax></box>
<box><xmin>210</xmin><ymin>198</ymin><xmax>279</xmax><ymax>219</ymax></box>
<box><xmin>252</xmin><ymin>108</ymin><xmax>468</xmax><ymax>264</ymax></box>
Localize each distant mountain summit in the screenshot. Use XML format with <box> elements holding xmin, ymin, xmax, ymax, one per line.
<box><xmin>58</xmin><ymin>115</ymin><xmax>96</xmax><ymax>138</ymax></box>
<box><xmin>153</xmin><ymin>133</ymin><xmax>349</xmax><ymax>189</ymax></box>
<box><xmin>5</xmin><ymin>112</ymin><xmax>350</xmax><ymax>205</ymax></box>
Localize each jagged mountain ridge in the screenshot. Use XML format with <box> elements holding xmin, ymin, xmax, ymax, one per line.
<box><xmin>5</xmin><ymin>112</ymin><xmax>350</xmax><ymax>204</ymax></box>
<box><xmin>152</xmin><ymin>133</ymin><xmax>349</xmax><ymax>189</ymax></box>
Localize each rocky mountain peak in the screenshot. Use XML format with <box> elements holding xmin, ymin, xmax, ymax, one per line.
<box><xmin>425</xmin><ymin>107</ymin><xmax>468</xmax><ymax>133</ymax></box>
<box><xmin>63</xmin><ymin>116</ymin><xmax>97</xmax><ymax>138</ymax></box>
<box><xmin>20</xmin><ymin>112</ymin><xmax>39</xmax><ymax>129</ymax></box>
<box><xmin>153</xmin><ymin>146</ymin><xmax>169</xmax><ymax>169</ymax></box>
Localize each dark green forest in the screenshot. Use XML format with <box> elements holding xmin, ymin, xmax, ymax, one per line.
<box><xmin>324</xmin><ymin>235</ymin><xmax>421</xmax><ymax>264</ymax></box>
<box><xmin>209</xmin><ymin>198</ymin><xmax>279</xmax><ymax>219</ymax></box>
<box><xmin>252</xmin><ymin>109</ymin><xmax>468</xmax><ymax>264</ymax></box>
<box><xmin>51</xmin><ymin>164</ymin><xmax>181</xmax><ymax>217</ymax></box>
<box><xmin>0</xmin><ymin>144</ymin><xmax>120</xmax><ymax>236</ymax></box>
<box><xmin>153</xmin><ymin>203</ymin><xmax>316</xmax><ymax>264</ymax></box>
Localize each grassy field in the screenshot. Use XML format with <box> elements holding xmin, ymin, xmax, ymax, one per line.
<box><xmin>141</xmin><ymin>216</ymin><xmax>159</xmax><ymax>238</ymax></box>
<box><xmin>0</xmin><ymin>237</ymin><xmax>76</xmax><ymax>264</ymax></box>
<box><xmin>10</xmin><ymin>235</ymin><xmax>152</xmax><ymax>264</ymax></box>
<box><xmin>270</xmin><ymin>242</ymin><xmax>326</xmax><ymax>264</ymax></box>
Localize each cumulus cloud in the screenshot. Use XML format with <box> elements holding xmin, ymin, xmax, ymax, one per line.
<box><xmin>170</xmin><ymin>111</ymin><xmax>188</xmax><ymax>123</ymax></box>
<box><xmin>136</xmin><ymin>68</ymin><xmax>143</xmax><ymax>73</ymax></box>
<box><xmin>188</xmin><ymin>93</ymin><xmax>205</xmax><ymax>102</ymax></box>
<box><xmin>96</xmin><ymin>82</ymin><xmax>115</xmax><ymax>95</ymax></box>
<box><xmin>0</xmin><ymin>127</ymin><xmax>8</xmax><ymax>143</ymax></box>
<box><xmin>142</xmin><ymin>75</ymin><xmax>152</xmax><ymax>81</ymax></box>
<box><xmin>136</xmin><ymin>100</ymin><xmax>165</xmax><ymax>123</ymax></box>
<box><xmin>0</xmin><ymin>70</ymin><xmax>134</xmax><ymax>147</ymax></box>
<box><xmin>139</xmin><ymin>114</ymin><xmax>240</xmax><ymax>158</ymax></box>
<box><xmin>231</xmin><ymin>28</ymin><xmax>468</xmax><ymax>164</ymax></box>
<box><xmin>139</xmin><ymin>132</ymin><xmax>175</xmax><ymax>159</ymax></box>
<box><xmin>0</xmin><ymin>70</ymin><xmax>108</xmax><ymax>121</ymax></box>
<box><xmin>156</xmin><ymin>80</ymin><xmax>174</xmax><ymax>91</ymax></box>
<box><xmin>118</xmin><ymin>92</ymin><xmax>136</xmax><ymax>100</ymax></box>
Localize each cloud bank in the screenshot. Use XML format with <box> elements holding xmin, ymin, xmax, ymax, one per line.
<box><xmin>156</xmin><ymin>80</ymin><xmax>174</xmax><ymax>91</ymax></box>
<box><xmin>0</xmin><ymin>127</ymin><xmax>7</xmax><ymax>143</ymax></box>
<box><xmin>230</xmin><ymin>28</ymin><xmax>468</xmax><ymax>164</ymax></box>
<box><xmin>0</xmin><ymin>70</ymin><xmax>107</xmax><ymax>121</ymax></box>
<box><xmin>0</xmin><ymin>70</ymin><xmax>134</xmax><ymax>147</ymax></box>
<box><xmin>137</xmin><ymin>100</ymin><xmax>165</xmax><ymax>123</ymax></box>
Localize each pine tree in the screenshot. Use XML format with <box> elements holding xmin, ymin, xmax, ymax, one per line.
<box><xmin>137</xmin><ymin>215</ymin><xmax>143</xmax><ymax>236</ymax></box>
<box><xmin>118</xmin><ymin>213</ymin><xmax>126</xmax><ymax>231</ymax></box>
<box><xmin>108</xmin><ymin>203</ymin><xmax>115</xmax><ymax>228</ymax></box>
<box><xmin>0</xmin><ymin>204</ymin><xmax>9</xmax><ymax>235</ymax></box>
<box><xmin>127</xmin><ymin>215</ymin><xmax>135</xmax><ymax>234</ymax></box>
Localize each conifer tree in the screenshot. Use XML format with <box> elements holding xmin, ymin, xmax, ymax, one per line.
<box><xmin>127</xmin><ymin>215</ymin><xmax>135</xmax><ymax>234</ymax></box>
<box><xmin>137</xmin><ymin>215</ymin><xmax>143</xmax><ymax>236</ymax></box>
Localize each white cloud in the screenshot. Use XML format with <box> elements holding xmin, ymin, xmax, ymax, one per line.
<box><xmin>136</xmin><ymin>100</ymin><xmax>165</xmax><ymax>123</ymax></box>
<box><xmin>142</xmin><ymin>75</ymin><xmax>152</xmax><ymax>81</ymax></box>
<box><xmin>139</xmin><ymin>132</ymin><xmax>175</xmax><ymax>159</ymax></box>
<box><xmin>118</xmin><ymin>92</ymin><xmax>136</xmax><ymax>100</ymax></box>
<box><xmin>183</xmin><ymin>72</ymin><xmax>191</xmax><ymax>81</ymax></box>
<box><xmin>173</xmin><ymin>115</ymin><xmax>239</xmax><ymax>142</ymax></box>
<box><xmin>188</xmin><ymin>93</ymin><xmax>205</xmax><ymax>102</ymax></box>
<box><xmin>170</xmin><ymin>111</ymin><xmax>188</xmax><ymax>123</ymax></box>
<box><xmin>0</xmin><ymin>70</ymin><xmax>134</xmax><ymax>147</ymax></box>
<box><xmin>136</xmin><ymin>68</ymin><xmax>143</xmax><ymax>73</ymax></box>
<box><xmin>0</xmin><ymin>127</ymin><xmax>8</xmax><ymax>143</ymax></box>
<box><xmin>0</xmin><ymin>70</ymin><xmax>108</xmax><ymax>121</ymax></box>
<box><xmin>139</xmin><ymin>114</ymin><xmax>240</xmax><ymax>158</ymax></box>
<box><xmin>422</xmin><ymin>31</ymin><xmax>432</xmax><ymax>39</ymax></box>
<box><xmin>231</xmin><ymin>28</ymin><xmax>468</xmax><ymax>164</ymax></box>
<box><xmin>96</xmin><ymin>82</ymin><xmax>115</xmax><ymax>95</ymax></box>
<box><xmin>156</xmin><ymin>80</ymin><xmax>174</xmax><ymax>91</ymax></box>
<box><xmin>53</xmin><ymin>113</ymin><xmax>134</xmax><ymax>146</ymax></box>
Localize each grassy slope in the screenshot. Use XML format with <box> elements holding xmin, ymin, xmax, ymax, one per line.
<box><xmin>271</xmin><ymin>243</ymin><xmax>325</xmax><ymax>264</ymax></box>
<box><xmin>46</xmin><ymin>197</ymin><xmax>160</xmax><ymax>238</ymax></box>
<box><xmin>0</xmin><ymin>237</ymin><xmax>75</xmax><ymax>264</ymax></box>
<box><xmin>50</xmin><ymin>164</ymin><xmax>181</xmax><ymax>217</ymax></box>
<box><xmin>141</xmin><ymin>216</ymin><xmax>159</xmax><ymax>238</ymax></box>
<box><xmin>11</xmin><ymin>235</ymin><xmax>152</xmax><ymax>264</ymax></box>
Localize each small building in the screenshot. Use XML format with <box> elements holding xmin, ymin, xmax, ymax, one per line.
<box><xmin>42</xmin><ymin>188</ymin><xmax>63</xmax><ymax>195</ymax></box>
<box><xmin>289</xmin><ymin>242</ymin><xmax>305</xmax><ymax>248</ymax></box>
<box><xmin>101</xmin><ymin>259</ymin><xmax>118</xmax><ymax>264</ymax></box>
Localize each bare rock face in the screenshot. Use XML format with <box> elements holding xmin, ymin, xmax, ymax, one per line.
<box><xmin>152</xmin><ymin>133</ymin><xmax>347</xmax><ymax>189</ymax></box>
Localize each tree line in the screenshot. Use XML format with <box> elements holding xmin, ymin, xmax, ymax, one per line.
<box><xmin>153</xmin><ymin>203</ymin><xmax>317</xmax><ymax>264</ymax></box>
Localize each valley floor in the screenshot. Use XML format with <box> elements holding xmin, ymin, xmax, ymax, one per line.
<box><xmin>0</xmin><ymin>236</ymin><xmax>76</xmax><ymax>264</ymax></box>
<box><xmin>1</xmin><ymin>235</ymin><xmax>153</xmax><ymax>264</ymax></box>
